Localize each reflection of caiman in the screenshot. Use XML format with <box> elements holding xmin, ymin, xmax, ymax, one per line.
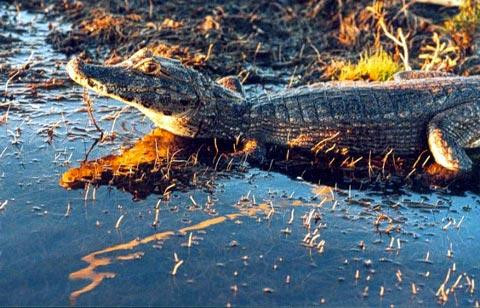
<box><xmin>60</xmin><ymin>128</ymin><xmax>250</xmax><ymax>199</ymax></box>
<box><xmin>67</xmin><ymin>48</ymin><xmax>480</xmax><ymax>175</ymax></box>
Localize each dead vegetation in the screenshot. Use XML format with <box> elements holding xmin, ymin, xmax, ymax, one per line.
<box><xmin>444</xmin><ymin>0</ymin><xmax>480</xmax><ymax>52</ymax></box>
<box><xmin>3</xmin><ymin>0</ymin><xmax>476</xmax><ymax>85</ymax></box>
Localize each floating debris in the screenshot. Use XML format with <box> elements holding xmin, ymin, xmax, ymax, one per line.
<box><xmin>171</xmin><ymin>257</ymin><xmax>184</xmax><ymax>276</ymax></box>
<box><xmin>0</xmin><ymin>200</ymin><xmax>7</xmax><ymax>211</ymax></box>
<box><xmin>115</xmin><ymin>214</ymin><xmax>125</xmax><ymax>229</ymax></box>
<box><xmin>64</xmin><ymin>202</ymin><xmax>71</xmax><ymax>217</ymax></box>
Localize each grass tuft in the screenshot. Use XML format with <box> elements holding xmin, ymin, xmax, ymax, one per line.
<box><xmin>338</xmin><ymin>49</ymin><xmax>401</xmax><ymax>82</ymax></box>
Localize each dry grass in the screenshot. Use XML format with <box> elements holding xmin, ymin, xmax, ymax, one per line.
<box><xmin>79</xmin><ymin>9</ymin><xmax>142</xmax><ymax>35</ymax></box>
<box><xmin>444</xmin><ymin>0</ymin><xmax>480</xmax><ymax>51</ymax></box>
<box><xmin>419</xmin><ymin>32</ymin><xmax>459</xmax><ymax>71</ymax></box>
<box><xmin>337</xmin><ymin>49</ymin><xmax>401</xmax><ymax>81</ymax></box>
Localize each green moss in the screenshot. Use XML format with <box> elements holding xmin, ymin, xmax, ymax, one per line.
<box><xmin>338</xmin><ymin>49</ymin><xmax>401</xmax><ymax>82</ymax></box>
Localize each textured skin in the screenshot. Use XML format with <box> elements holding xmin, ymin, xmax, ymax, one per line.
<box><xmin>248</xmin><ymin>78</ymin><xmax>479</xmax><ymax>152</ymax></box>
<box><xmin>66</xmin><ymin>48</ymin><xmax>480</xmax><ymax>173</ymax></box>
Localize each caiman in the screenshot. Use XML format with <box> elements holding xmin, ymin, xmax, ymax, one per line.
<box><xmin>66</xmin><ymin>48</ymin><xmax>480</xmax><ymax>175</ymax></box>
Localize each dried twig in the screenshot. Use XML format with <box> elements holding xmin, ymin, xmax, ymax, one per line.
<box><xmin>82</xmin><ymin>89</ymin><xmax>104</xmax><ymax>138</ymax></box>
<box><xmin>377</xmin><ymin>17</ymin><xmax>412</xmax><ymax>71</ymax></box>
<box><xmin>4</xmin><ymin>51</ymin><xmax>34</xmax><ymax>101</ymax></box>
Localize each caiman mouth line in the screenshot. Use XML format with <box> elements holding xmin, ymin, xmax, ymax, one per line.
<box><xmin>66</xmin><ymin>58</ymin><xmax>132</xmax><ymax>107</ymax></box>
<box><xmin>66</xmin><ymin>57</ymin><xmax>202</xmax><ymax>136</ymax></box>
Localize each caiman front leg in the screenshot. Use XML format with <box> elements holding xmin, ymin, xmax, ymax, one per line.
<box><xmin>427</xmin><ymin>102</ymin><xmax>480</xmax><ymax>173</ymax></box>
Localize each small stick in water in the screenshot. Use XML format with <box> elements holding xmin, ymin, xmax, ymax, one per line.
<box><xmin>82</xmin><ymin>89</ymin><xmax>104</xmax><ymax>138</ymax></box>
<box><xmin>171</xmin><ymin>253</ymin><xmax>184</xmax><ymax>276</ymax></box>
<box><xmin>288</xmin><ymin>209</ymin><xmax>294</xmax><ymax>225</ymax></box>
<box><xmin>152</xmin><ymin>207</ymin><xmax>160</xmax><ymax>227</ymax></box>
<box><xmin>190</xmin><ymin>196</ymin><xmax>198</xmax><ymax>207</ymax></box>
<box><xmin>0</xmin><ymin>200</ymin><xmax>7</xmax><ymax>211</ymax></box>
<box><xmin>187</xmin><ymin>232</ymin><xmax>193</xmax><ymax>248</ymax></box>
<box><xmin>84</xmin><ymin>183</ymin><xmax>90</xmax><ymax>201</ymax></box>
<box><xmin>396</xmin><ymin>270</ymin><xmax>402</xmax><ymax>283</ymax></box>
<box><xmin>115</xmin><ymin>214</ymin><xmax>125</xmax><ymax>229</ymax></box>
<box><xmin>171</xmin><ymin>260</ymin><xmax>184</xmax><ymax>276</ymax></box>
<box><xmin>442</xmin><ymin>220</ymin><xmax>452</xmax><ymax>230</ymax></box>
<box><xmin>451</xmin><ymin>274</ymin><xmax>462</xmax><ymax>290</ymax></box>
<box><xmin>456</xmin><ymin>216</ymin><xmax>464</xmax><ymax>229</ymax></box>
<box><xmin>355</xmin><ymin>270</ymin><xmax>360</xmax><ymax>280</ymax></box>
<box><xmin>424</xmin><ymin>251</ymin><xmax>430</xmax><ymax>262</ymax></box>
<box><xmin>411</xmin><ymin>283</ymin><xmax>417</xmax><ymax>295</ymax></box>
<box><xmin>64</xmin><ymin>202</ymin><xmax>71</xmax><ymax>217</ymax></box>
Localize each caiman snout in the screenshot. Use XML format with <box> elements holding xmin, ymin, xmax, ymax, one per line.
<box><xmin>66</xmin><ymin>49</ymin><xmax>223</xmax><ymax>137</ymax></box>
<box><xmin>66</xmin><ymin>48</ymin><xmax>246</xmax><ymax>139</ymax></box>
<box><xmin>66</xmin><ymin>52</ymin><xmax>205</xmax><ymax>116</ymax></box>
<box><xmin>66</xmin><ymin>57</ymin><xmax>92</xmax><ymax>89</ymax></box>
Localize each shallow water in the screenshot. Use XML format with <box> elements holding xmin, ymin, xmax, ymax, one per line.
<box><xmin>0</xmin><ymin>5</ymin><xmax>479</xmax><ymax>306</ymax></box>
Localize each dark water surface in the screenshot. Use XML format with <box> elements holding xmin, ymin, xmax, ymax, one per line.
<box><xmin>0</xmin><ymin>6</ymin><xmax>479</xmax><ymax>306</ymax></box>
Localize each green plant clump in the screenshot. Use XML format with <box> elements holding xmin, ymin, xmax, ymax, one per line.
<box><xmin>338</xmin><ymin>49</ymin><xmax>401</xmax><ymax>82</ymax></box>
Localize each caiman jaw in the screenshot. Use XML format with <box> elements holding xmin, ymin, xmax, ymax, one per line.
<box><xmin>66</xmin><ymin>58</ymin><xmax>110</xmax><ymax>97</ymax></box>
<box><xmin>66</xmin><ymin>54</ymin><xmax>209</xmax><ymax>137</ymax></box>
<box><xmin>67</xmin><ymin>48</ymin><xmax>247</xmax><ymax>140</ymax></box>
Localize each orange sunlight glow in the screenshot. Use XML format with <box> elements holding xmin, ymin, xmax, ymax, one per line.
<box><xmin>60</xmin><ymin>128</ymin><xmax>179</xmax><ymax>188</ymax></box>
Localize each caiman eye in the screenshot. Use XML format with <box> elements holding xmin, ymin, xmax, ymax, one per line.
<box><xmin>133</xmin><ymin>58</ymin><xmax>161</xmax><ymax>75</ymax></box>
<box><xmin>142</xmin><ymin>61</ymin><xmax>159</xmax><ymax>74</ymax></box>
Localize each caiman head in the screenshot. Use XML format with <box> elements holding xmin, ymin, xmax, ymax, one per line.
<box><xmin>66</xmin><ymin>48</ymin><xmax>245</xmax><ymax>138</ymax></box>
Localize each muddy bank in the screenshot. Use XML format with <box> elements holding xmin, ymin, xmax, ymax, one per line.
<box><xmin>6</xmin><ymin>0</ymin><xmax>480</xmax><ymax>85</ymax></box>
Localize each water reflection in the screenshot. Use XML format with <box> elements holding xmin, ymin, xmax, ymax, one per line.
<box><xmin>60</xmin><ymin>128</ymin><xmax>246</xmax><ymax>199</ymax></box>
<box><xmin>68</xmin><ymin>199</ymin><xmax>271</xmax><ymax>303</ymax></box>
<box><xmin>56</xmin><ymin>130</ymin><xmax>480</xmax><ymax>305</ymax></box>
<box><xmin>60</xmin><ymin>128</ymin><xmax>480</xmax><ymax>199</ymax></box>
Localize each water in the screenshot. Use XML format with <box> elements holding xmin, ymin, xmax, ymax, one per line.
<box><xmin>0</xmin><ymin>5</ymin><xmax>479</xmax><ymax>306</ymax></box>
